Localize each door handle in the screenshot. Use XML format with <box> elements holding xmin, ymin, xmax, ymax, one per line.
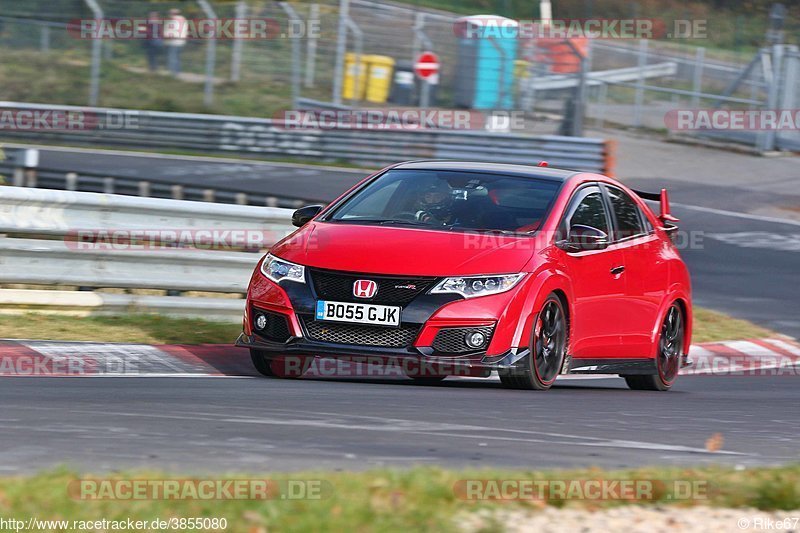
<box><xmin>610</xmin><ymin>265</ymin><xmax>625</xmax><ymax>275</ymax></box>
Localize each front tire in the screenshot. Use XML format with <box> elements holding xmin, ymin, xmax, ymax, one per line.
<box><xmin>623</xmin><ymin>304</ymin><xmax>684</xmax><ymax>391</ymax></box>
<box><xmin>250</xmin><ymin>350</ymin><xmax>310</xmax><ymax>379</ymax></box>
<box><xmin>499</xmin><ymin>293</ymin><xmax>567</xmax><ymax>391</ymax></box>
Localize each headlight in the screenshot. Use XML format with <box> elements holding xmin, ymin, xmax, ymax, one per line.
<box><xmin>430</xmin><ymin>274</ymin><xmax>524</xmax><ymax>298</ymax></box>
<box><xmin>260</xmin><ymin>253</ymin><xmax>306</xmax><ymax>284</ymax></box>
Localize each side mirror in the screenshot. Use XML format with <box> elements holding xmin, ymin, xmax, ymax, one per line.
<box><xmin>291</xmin><ymin>205</ymin><xmax>323</xmax><ymax>227</ymax></box>
<box><xmin>556</xmin><ymin>224</ymin><xmax>609</xmax><ymax>252</ymax></box>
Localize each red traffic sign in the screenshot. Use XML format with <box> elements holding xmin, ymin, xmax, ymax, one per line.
<box><xmin>414</xmin><ymin>51</ymin><xmax>440</xmax><ymax>79</ymax></box>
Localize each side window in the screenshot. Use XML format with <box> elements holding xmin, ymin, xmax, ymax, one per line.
<box><xmin>561</xmin><ymin>186</ymin><xmax>610</xmax><ymax>238</ymax></box>
<box><xmin>606</xmin><ymin>186</ymin><xmax>645</xmax><ymax>239</ymax></box>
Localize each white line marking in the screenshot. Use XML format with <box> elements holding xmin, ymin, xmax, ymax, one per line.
<box><xmin>762</xmin><ymin>338</ymin><xmax>800</xmax><ymax>356</ymax></box>
<box><xmin>673</xmin><ymin>202</ymin><xmax>800</xmax><ymax>227</ymax></box>
<box><xmin>46</xmin><ymin>407</ymin><xmax>749</xmax><ymax>456</ymax></box>
<box><xmin>722</xmin><ymin>340</ymin><xmax>783</xmax><ymax>357</ymax></box>
<box><xmin>687</xmin><ymin>345</ymin><xmax>714</xmax><ymax>358</ymax></box>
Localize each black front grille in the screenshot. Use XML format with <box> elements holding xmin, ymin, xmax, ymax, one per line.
<box><xmin>300</xmin><ymin>315</ymin><xmax>420</xmax><ymax>348</ymax></box>
<box><xmin>432</xmin><ymin>326</ymin><xmax>495</xmax><ymax>355</ymax></box>
<box><xmin>310</xmin><ymin>269</ymin><xmax>435</xmax><ymax>306</ymax></box>
<box><xmin>252</xmin><ymin>309</ymin><xmax>292</xmax><ymax>343</ymax></box>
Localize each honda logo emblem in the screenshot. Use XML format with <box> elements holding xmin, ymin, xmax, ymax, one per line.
<box><xmin>353</xmin><ymin>279</ymin><xmax>377</xmax><ymax>299</ymax></box>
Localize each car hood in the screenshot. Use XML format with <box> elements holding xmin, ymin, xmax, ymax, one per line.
<box><xmin>271</xmin><ymin>222</ymin><xmax>538</xmax><ymax>276</ymax></box>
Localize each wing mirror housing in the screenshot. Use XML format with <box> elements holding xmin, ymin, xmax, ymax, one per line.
<box><xmin>291</xmin><ymin>205</ymin><xmax>324</xmax><ymax>227</ymax></box>
<box><xmin>556</xmin><ymin>224</ymin><xmax>609</xmax><ymax>252</ymax></box>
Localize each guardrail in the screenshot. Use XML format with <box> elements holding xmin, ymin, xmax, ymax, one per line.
<box><xmin>526</xmin><ymin>62</ymin><xmax>679</xmax><ymax>91</ymax></box>
<box><xmin>0</xmin><ymin>161</ymin><xmax>311</xmax><ymax>209</ymax></box>
<box><xmin>0</xmin><ymin>102</ymin><xmax>615</xmax><ymax>174</ymax></box>
<box><xmin>0</xmin><ymin>186</ymin><xmax>297</xmax><ymax>321</ymax></box>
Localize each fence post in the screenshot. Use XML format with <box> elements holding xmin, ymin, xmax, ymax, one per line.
<box><xmin>25</xmin><ymin>170</ymin><xmax>37</xmax><ymax>188</ymax></box>
<box><xmin>633</xmin><ymin>39</ymin><xmax>648</xmax><ymax>128</ymax></box>
<box><xmin>345</xmin><ymin>18</ymin><xmax>363</xmax><ymax>107</ymax></box>
<box><xmin>230</xmin><ymin>0</ymin><xmax>246</xmax><ymax>82</ymax></box>
<box><xmin>280</xmin><ymin>2</ymin><xmax>303</xmax><ymax>109</ymax></box>
<box><xmin>413</xmin><ymin>14</ymin><xmax>433</xmax><ymax>107</ymax></box>
<box><xmin>596</xmin><ymin>83</ymin><xmax>608</xmax><ymax>129</ymax></box>
<box><xmin>305</xmin><ymin>3</ymin><xmax>319</xmax><ymax>88</ymax></box>
<box><xmin>758</xmin><ymin>44</ymin><xmax>784</xmax><ymax>152</ymax></box>
<box><xmin>83</xmin><ymin>0</ymin><xmax>104</xmax><ymax>106</ymax></box>
<box><xmin>40</xmin><ymin>25</ymin><xmax>51</xmax><ymax>53</ymax></box>
<box><xmin>332</xmin><ymin>0</ymin><xmax>350</xmax><ymax>105</ymax></box>
<box><xmin>66</xmin><ymin>172</ymin><xmax>78</xmax><ymax>191</ymax></box>
<box><xmin>691</xmin><ymin>47</ymin><xmax>705</xmax><ymax>108</ymax></box>
<box><xmin>197</xmin><ymin>0</ymin><xmax>217</xmax><ymax>106</ymax></box>
<box><xmin>13</xmin><ymin>168</ymin><xmax>24</xmax><ymax>187</ymax></box>
<box><xmin>776</xmin><ymin>46</ymin><xmax>799</xmax><ymax>152</ymax></box>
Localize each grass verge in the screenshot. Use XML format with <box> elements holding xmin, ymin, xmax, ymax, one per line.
<box><xmin>0</xmin><ymin>313</ymin><xmax>240</xmax><ymax>345</ymax></box>
<box><xmin>0</xmin><ymin>306</ymin><xmax>779</xmax><ymax>345</ymax></box>
<box><xmin>0</xmin><ymin>465</ymin><xmax>798</xmax><ymax>532</ymax></box>
<box><xmin>690</xmin><ymin>307</ymin><xmax>776</xmax><ymax>344</ymax></box>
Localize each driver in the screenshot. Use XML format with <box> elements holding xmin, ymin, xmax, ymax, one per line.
<box><xmin>414</xmin><ymin>181</ymin><xmax>454</xmax><ymax>224</ymax></box>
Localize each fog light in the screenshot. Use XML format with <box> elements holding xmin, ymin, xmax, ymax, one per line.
<box><xmin>254</xmin><ymin>314</ymin><xmax>267</xmax><ymax>331</ymax></box>
<box><xmin>465</xmin><ymin>331</ymin><xmax>487</xmax><ymax>349</ymax></box>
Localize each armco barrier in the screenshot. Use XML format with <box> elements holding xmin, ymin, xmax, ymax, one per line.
<box><xmin>0</xmin><ymin>187</ymin><xmax>295</xmax><ymax>320</ymax></box>
<box><xmin>0</xmin><ymin>102</ymin><xmax>615</xmax><ymax>174</ymax></box>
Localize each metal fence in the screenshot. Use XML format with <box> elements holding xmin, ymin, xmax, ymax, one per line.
<box><xmin>580</xmin><ymin>40</ymin><xmax>800</xmax><ymax>151</ymax></box>
<box><xmin>1</xmin><ymin>0</ymin><xmax>798</xmax><ymax>152</ymax></box>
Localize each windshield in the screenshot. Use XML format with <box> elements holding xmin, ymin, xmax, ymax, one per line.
<box><xmin>326</xmin><ymin>169</ymin><xmax>561</xmax><ymax>234</ymax></box>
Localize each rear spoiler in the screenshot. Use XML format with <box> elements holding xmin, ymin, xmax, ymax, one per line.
<box><xmin>632</xmin><ymin>188</ymin><xmax>679</xmax><ymax>226</ymax></box>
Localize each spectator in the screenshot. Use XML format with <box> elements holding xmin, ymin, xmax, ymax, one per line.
<box><xmin>163</xmin><ymin>8</ymin><xmax>188</xmax><ymax>75</ymax></box>
<box><xmin>140</xmin><ymin>11</ymin><xmax>162</xmax><ymax>72</ymax></box>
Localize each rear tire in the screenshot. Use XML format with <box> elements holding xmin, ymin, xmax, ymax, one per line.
<box><xmin>499</xmin><ymin>293</ymin><xmax>567</xmax><ymax>391</ymax></box>
<box><xmin>623</xmin><ymin>304</ymin><xmax>684</xmax><ymax>391</ymax></box>
<box><xmin>623</xmin><ymin>375</ymin><xmax>670</xmax><ymax>391</ymax></box>
<box><xmin>250</xmin><ymin>350</ymin><xmax>310</xmax><ymax>379</ymax></box>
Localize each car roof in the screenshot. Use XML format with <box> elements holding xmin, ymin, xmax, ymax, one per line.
<box><xmin>391</xmin><ymin>160</ymin><xmax>580</xmax><ymax>182</ymax></box>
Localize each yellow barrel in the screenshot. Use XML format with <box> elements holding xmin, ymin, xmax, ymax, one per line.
<box><xmin>364</xmin><ymin>55</ymin><xmax>396</xmax><ymax>103</ymax></box>
<box><xmin>343</xmin><ymin>52</ymin><xmax>368</xmax><ymax>100</ymax></box>
<box><xmin>514</xmin><ymin>59</ymin><xmax>531</xmax><ymax>80</ymax></box>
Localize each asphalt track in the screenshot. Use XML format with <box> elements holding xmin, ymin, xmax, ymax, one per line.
<box><xmin>0</xmin><ymin>375</ymin><xmax>798</xmax><ymax>474</ymax></box>
<box><xmin>0</xmin><ymin>145</ymin><xmax>798</xmax><ymax>474</ymax></box>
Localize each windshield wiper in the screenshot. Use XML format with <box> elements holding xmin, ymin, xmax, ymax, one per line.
<box><xmin>465</xmin><ymin>228</ymin><xmax>520</xmax><ymax>235</ymax></box>
<box><xmin>335</xmin><ymin>218</ymin><xmax>432</xmax><ymax>227</ymax></box>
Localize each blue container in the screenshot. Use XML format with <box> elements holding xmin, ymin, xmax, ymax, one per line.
<box><xmin>454</xmin><ymin>16</ymin><xmax>518</xmax><ymax>110</ymax></box>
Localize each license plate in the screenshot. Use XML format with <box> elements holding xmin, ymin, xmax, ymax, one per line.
<box><xmin>315</xmin><ymin>300</ymin><xmax>401</xmax><ymax>327</ymax></box>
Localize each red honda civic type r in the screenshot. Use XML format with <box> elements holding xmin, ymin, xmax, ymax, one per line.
<box><xmin>237</xmin><ymin>161</ymin><xmax>692</xmax><ymax>391</ymax></box>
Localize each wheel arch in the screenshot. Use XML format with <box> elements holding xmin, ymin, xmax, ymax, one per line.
<box><xmin>513</xmin><ymin>270</ymin><xmax>574</xmax><ymax>350</ymax></box>
<box><xmin>650</xmin><ymin>285</ymin><xmax>692</xmax><ymax>358</ymax></box>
